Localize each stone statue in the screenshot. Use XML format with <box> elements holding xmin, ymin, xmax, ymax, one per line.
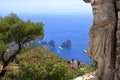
<box><xmin>83</xmin><ymin>0</ymin><xmax>117</xmax><ymax>80</ymax></box>
<box><xmin>115</xmin><ymin>11</ymin><xmax>120</xmax><ymax>80</ymax></box>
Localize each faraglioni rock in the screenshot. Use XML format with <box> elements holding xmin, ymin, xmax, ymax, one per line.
<box><xmin>83</xmin><ymin>0</ymin><xmax>120</xmax><ymax>80</ymax></box>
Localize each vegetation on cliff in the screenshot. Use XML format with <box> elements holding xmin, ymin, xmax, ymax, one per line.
<box><xmin>0</xmin><ymin>13</ymin><xmax>44</xmax><ymax>77</ymax></box>
<box><xmin>0</xmin><ymin>46</ymin><xmax>95</xmax><ymax>80</ymax></box>
<box><xmin>0</xmin><ymin>13</ymin><xmax>96</xmax><ymax>80</ymax></box>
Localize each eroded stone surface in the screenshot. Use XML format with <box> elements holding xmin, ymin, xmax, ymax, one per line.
<box><xmin>116</xmin><ymin>1</ymin><xmax>120</xmax><ymax>11</ymax></box>
<box><xmin>116</xmin><ymin>30</ymin><xmax>120</xmax><ymax>40</ymax></box>
<box><xmin>116</xmin><ymin>9</ymin><xmax>120</xmax><ymax>80</ymax></box>
<box><xmin>74</xmin><ymin>71</ymin><xmax>99</xmax><ymax>80</ymax></box>
<box><xmin>83</xmin><ymin>0</ymin><xmax>117</xmax><ymax>80</ymax></box>
<box><xmin>82</xmin><ymin>71</ymin><xmax>99</xmax><ymax>80</ymax></box>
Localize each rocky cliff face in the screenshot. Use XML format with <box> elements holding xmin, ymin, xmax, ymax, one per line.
<box><xmin>83</xmin><ymin>0</ymin><xmax>120</xmax><ymax>80</ymax></box>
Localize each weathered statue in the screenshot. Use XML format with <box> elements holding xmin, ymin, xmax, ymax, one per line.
<box><xmin>83</xmin><ymin>0</ymin><xmax>117</xmax><ymax>80</ymax></box>
<box><xmin>115</xmin><ymin>12</ymin><xmax>120</xmax><ymax>80</ymax></box>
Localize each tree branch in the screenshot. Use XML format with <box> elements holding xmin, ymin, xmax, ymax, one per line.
<box><xmin>3</xmin><ymin>43</ymin><xmax>22</xmax><ymax>68</ymax></box>
<box><xmin>1</xmin><ymin>50</ymin><xmax>6</xmax><ymax>64</ymax></box>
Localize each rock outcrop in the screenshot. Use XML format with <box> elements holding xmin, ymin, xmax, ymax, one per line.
<box><xmin>83</xmin><ymin>0</ymin><xmax>120</xmax><ymax>80</ymax></box>
<box><xmin>74</xmin><ymin>71</ymin><xmax>99</xmax><ymax>80</ymax></box>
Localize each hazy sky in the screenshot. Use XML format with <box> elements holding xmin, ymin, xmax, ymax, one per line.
<box><xmin>0</xmin><ymin>0</ymin><xmax>92</xmax><ymax>15</ymax></box>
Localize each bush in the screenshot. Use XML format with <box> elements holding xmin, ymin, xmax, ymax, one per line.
<box><xmin>66</xmin><ymin>68</ymin><xmax>85</xmax><ymax>79</ymax></box>
<box><xmin>17</xmin><ymin>62</ymin><xmax>46</xmax><ymax>80</ymax></box>
<box><xmin>12</xmin><ymin>47</ymin><xmax>96</xmax><ymax>80</ymax></box>
<box><xmin>47</xmin><ymin>62</ymin><xmax>68</xmax><ymax>80</ymax></box>
<box><xmin>17</xmin><ymin>62</ymin><xmax>69</xmax><ymax>80</ymax></box>
<box><xmin>16</xmin><ymin>47</ymin><xmax>69</xmax><ymax>80</ymax></box>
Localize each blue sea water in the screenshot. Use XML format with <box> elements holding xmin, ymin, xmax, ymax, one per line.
<box><xmin>19</xmin><ymin>14</ymin><xmax>93</xmax><ymax>64</ymax></box>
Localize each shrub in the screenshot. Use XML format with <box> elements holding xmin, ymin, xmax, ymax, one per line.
<box><xmin>16</xmin><ymin>47</ymin><xmax>69</xmax><ymax>80</ymax></box>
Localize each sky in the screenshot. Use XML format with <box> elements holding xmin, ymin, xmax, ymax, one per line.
<box><xmin>0</xmin><ymin>0</ymin><xmax>92</xmax><ymax>15</ymax></box>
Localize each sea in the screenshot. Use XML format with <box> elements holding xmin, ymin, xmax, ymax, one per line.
<box><xmin>2</xmin><ymin>13</ymin><xmax>93</xmax><ymax>64</ymax></box>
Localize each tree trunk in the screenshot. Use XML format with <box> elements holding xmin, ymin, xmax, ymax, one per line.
<box><xmin>0</xmin><ymin>44</ymin><xmax>22</xmax><ymax>77</ymax></box>
<box><xmin>0</xmin><ymin>65</ymin><xmax>7</xmax><ymax>77</ymax></box>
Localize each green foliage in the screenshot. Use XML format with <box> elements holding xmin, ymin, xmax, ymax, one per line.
<box><xmin>9</xmin><ymin>20</ymin><xmax>44</xmax><ymax>44</ymax></box>
<box><xmin>0</xmin><ymin>13</ymin><xmax>96</xmax><ymax>79</ymax></box>
<box><xmin>48</xmin><ymin>62</ymin><xmax>68</xmax><ymax>80</ymax></box>
<box><xmin>16</xmin><ymin>47</ymin><xmax>69</xmax><ymax>80</ymax></box>
<box><xmin>18</xmin><ymin>62</ymin><xmax>46</xmax><ymax>80</ymax></box>
<box><xmin>0</xmin><ymin>77</ymin><xmax>8</xmax><ymax>80</ymax></box>
<box><xmin>66</xmin><ymin>64</ymin><xmax>95</xmax><ymax>79</ymax></box>
<box><xmin>0</xmin><ymin>13</ymin><xmax>44</xmax><ymax>54</ymax></box>
<box><xmin>80</xmin><ymin>64</ymin><xmax>96</xmax><ymax>73</ymax></box>
<box><xmin>0</xmin><ymin>13</ymin><xmax>21</xmax><ymax>44</ymax></box>
<box><xmin>18</xmin><ymin>61</ymin><xmax>69</xmax><ymax>80</ymax></box>
<box><xmin>1</xmin><ymin>47</ymin><xmax>96</xmax><ymax>80</ymax></box>
<box><xmin>0</xmin><ymin>13</ymin><xmax>44</xmax><ymax>77</ymax></box>
<box><xmin>66</xmin><ymin>69</ymin><xmax>85</xmax><ymax>79</ymax></box>
<box><xmin>0</xmin><ymin>41</ymin><xmax>7</xmax><ymax>54</ymax></box>
<box><xmin>15</xmin><ymin>47</ymin><xmax>96</xmax><ymax>80</ymax></box>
